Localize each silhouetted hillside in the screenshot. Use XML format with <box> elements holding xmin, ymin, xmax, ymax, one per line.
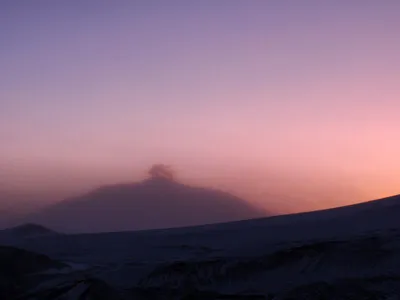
<box><xmin>0</xmin><ymin>223</ymin><xmax>59</xmax><ymax>246</ymax></box>
<box><xmin>6</xmin><ymin>193</ymin><xmax>400</xmax><ymax>299</ymax></box>
<box><xmin>0</xmin><ymin>246</ymin><xmax>67</xmax><ymax>299</ymax></box>
<box><xmin>26</xmin><ymin>177</ymin><xmax>267</xmax><ymax>233</ymax></box>
<box><xmin>3</xmin><ymin>223</ymin><xmax>58</xmax><ymax>237</ymax></box>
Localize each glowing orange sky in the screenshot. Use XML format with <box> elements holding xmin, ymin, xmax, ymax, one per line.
<box><xmin>1</xmin><ymin>1</ymin><xmax>400</xmax><ymax>213</ymax></box>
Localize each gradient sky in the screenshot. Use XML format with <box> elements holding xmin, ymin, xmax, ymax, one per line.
<box><xmin>1</xmin><ymin>1</ymin><xmax>400</xmax><ymax>213</ymax></box>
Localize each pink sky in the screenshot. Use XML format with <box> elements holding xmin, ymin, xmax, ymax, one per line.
<box><xmin>1</xmin><ymin>1</ymin><xmax>400</xmax><ymax>213</ymax></box>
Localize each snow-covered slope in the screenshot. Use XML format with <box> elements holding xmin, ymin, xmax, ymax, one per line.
<box><xmin>3</xmin><ymin>193</ymin><xmax>400</xmax><ymax>299</ymax></box>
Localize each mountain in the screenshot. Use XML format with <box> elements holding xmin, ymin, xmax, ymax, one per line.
<box><xmin>3</xmin><ymin>193</ymin><xmax>400</xmax><ymax>299</ymax></box>
<box><xmin>1</xmin><ymin>223</ymin><xmax>58</xmax><ymax>237</ymax></box>
<box><xmin>0</xmin><ymin>223</ymin><xmax>60</xmax><ymax>246</ymax></box>
<box><xmin>26</xmin><ymin>177</ymin><xmax>267</xmax><ymax>233</ymax></box>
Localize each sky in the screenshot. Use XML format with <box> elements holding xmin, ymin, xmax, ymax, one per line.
<box><xmin>1</xmin><ymin>0</ymin><xmax>400</xmax><ymax>213</ymax></box>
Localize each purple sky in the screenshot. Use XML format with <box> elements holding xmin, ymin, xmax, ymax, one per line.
<box><xmin>1</xmin><ymin>1</ymin><xmax>400</xmax><ymax>212</ymax></box>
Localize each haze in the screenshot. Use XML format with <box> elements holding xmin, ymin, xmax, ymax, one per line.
<box><xmin>1</xmin><ymin>1</ymin><xmax>400</xmax><ymax>214</ymax></box>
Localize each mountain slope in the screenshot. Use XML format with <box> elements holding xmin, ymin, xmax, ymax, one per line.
<box><xmin>3</xmin><ymin>193</ymin><xmax>400</xmax><ymax>299</ymax></box>
<box><xmin>5</xmin><ymin>193</ymin><xmax>400</xmax><ymax>299</ymax></box>
<box><xmin>26</xmin><ymin>178</ymin><xmax>267</xmax><ymax>233</ymax></box>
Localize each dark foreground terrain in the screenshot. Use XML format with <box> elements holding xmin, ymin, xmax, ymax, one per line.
<box><xmin>2</xmin><ymin>194</ymin><xmax>400</xmax><ymax>299</ymax></box>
